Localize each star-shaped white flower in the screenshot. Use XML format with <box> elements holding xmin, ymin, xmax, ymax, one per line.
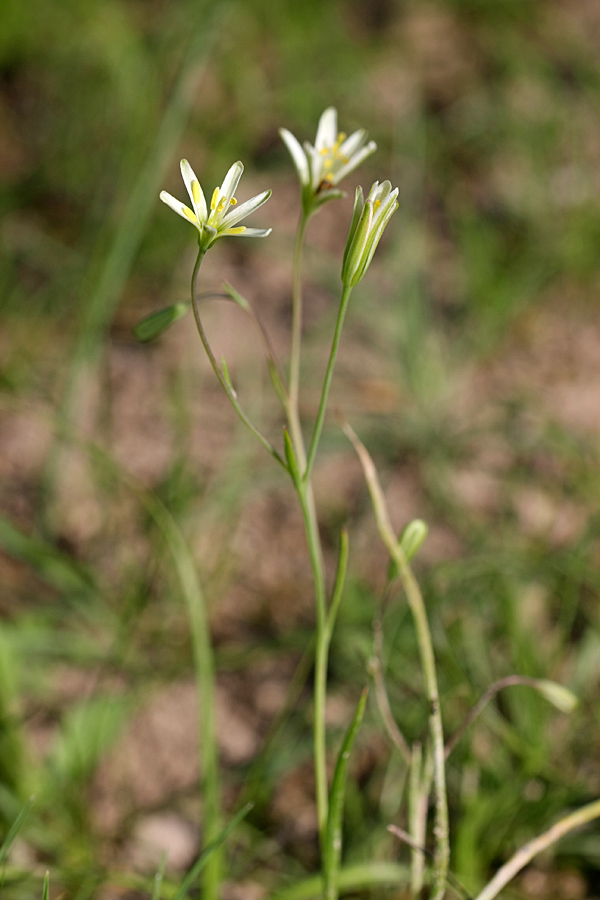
<box><xmin>280</xmin><ymin>107</ymin><xmax>377</xmax><ymax>212</ymax></box>
<box><xmin>160</xmin><ymin>159</ymin><xmax>272</xmax><ymax>250</ymax></box>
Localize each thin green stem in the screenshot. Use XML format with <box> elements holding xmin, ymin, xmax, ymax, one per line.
<box><xmin>305</xmin><ymin>285</ymin><xmax>353</xmax><ymax>480</ymax></box>
<box><xmin>285</xmin><ymin>209</ymin><xmax>331</xmax><ymax>846</ymax></box>
<box><xmin>288</xmin><ymin>211</ymin><xmax>310</xmax><ymax>468</ymax></box>
<box><xmin>297</xmin><ymin>484</ymin><xmax>329</xmax><ymax>844</ymax></box>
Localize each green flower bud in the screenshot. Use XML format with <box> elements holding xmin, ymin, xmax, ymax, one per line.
<box><xmin>341</xmin><ymin>180</ymin><xmax>398</xmax><ymax>287</ymax></box>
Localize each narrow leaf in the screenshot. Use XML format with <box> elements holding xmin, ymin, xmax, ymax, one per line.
<box><xmin>0</xmin><ymin>797</ymin><xmax>34</xmax><ymax>867</ymax></box>
<box><xmin>134</xmin><ymin>302</ymin><xmax>189</xmax><ymax>342</ymax></box>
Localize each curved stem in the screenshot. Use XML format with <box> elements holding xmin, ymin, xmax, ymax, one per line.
<box><xmin>305</xmin><ymin>285</ymin><xmax>353</xmax><ymax>480</ymax></box>
<box><xmin>342</xmin><ymin>422</ymin><xmax>449</xmax><ymax>900</ymax></box>
<box><xmin>190</xmin><ymin>251</ymin><xmax>287</xmax><ymax>470</ymax></box>
<box><xmin>445</xmin><ymin>675</ymin><xmax>559</xmax><ymax>759</ymax></box>
<box><xmin>474</xmin><ymin>798</ymin><xmax>600</xmax><ymax>900</ymax></box>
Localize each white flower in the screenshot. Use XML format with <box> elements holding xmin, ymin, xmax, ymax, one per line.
<box><xmin>280</xmin><ymin>107</ymin><xmax>376</xmax><ymax>212</ymax></box>
<box><xmin>341</xmin><ymin>180</ymin><xmax>399</xmax><ymax>287</ymax></box>
<box><xmin>160</xmin><ymin>159</ymin><xmax>272</xmax><ymax>250</ymax></box>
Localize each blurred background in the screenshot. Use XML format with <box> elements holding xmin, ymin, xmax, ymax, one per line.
<box><xmin>1</xmin><ymin>0</ymin><xmax>600</xmax><ymax>897</ymax></box>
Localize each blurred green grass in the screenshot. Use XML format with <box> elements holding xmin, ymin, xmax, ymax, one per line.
<box><xmin>1</xmin><ymin>0</ymin><xmax>600</xmax><ymax>897</ymax></box>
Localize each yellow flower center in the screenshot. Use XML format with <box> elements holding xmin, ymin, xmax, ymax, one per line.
<box><xmin>210</xmin><ymin>189</ymin><xmax>238</xmax><ymax>220</ymax></box>
<box><xmin>318</xmin><ymin>132</ymin><xmax>351</xmax><ymax>182</ymax></box>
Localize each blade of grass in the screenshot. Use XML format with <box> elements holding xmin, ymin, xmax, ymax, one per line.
<box><xmin>270</xmin><ymin>862</ymin><xmax>410</xmax><ymax>900</ymax></box>
<box><xmin>323</xmin><ymin>688</ymin><xmax>368</xmax><ymax>900</ymax></box>
<box><xmin>0</xmin><ymin>514</ymin><xmax>95</xmax><ymax>596</ymax></box>
<box><xmin>0</xmin><ymin>797</ymin><xmax>34</xmax><ymax>867</ymax></box>
<box><xmin>172</xmin><ymin>802</ymin><xmax>253</xmax><ymax>900</ymax></box>
<box><xmin>46</xmin><ymin>0</ymin><xmax>235</xmax><ymax>497</ymax></box>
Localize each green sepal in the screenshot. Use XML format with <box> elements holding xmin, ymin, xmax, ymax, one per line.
<box><xmin>283</xmin><ymin>427</ymin><xmax>302</xmax><ymax>487</ymax></box>
<box><xmin>341</xmin><ymin>186</ymin><xmax>365</xmax><ymax>275</ymax></box>
<box><xmin>134</xmin><ymin>302</ymin><xmax>189</xmax><ymax>342</ymax></box>
<box><xmin>324</xmin><ymin>689</ymin><xmax>368</xmax><ymax>900</ymax></box>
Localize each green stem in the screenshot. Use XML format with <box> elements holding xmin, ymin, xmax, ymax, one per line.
<box><xmin>297</xmin><ymin>483</ymin><xmax>329</xmax><ymax>844</ymax></box>
<box><xmin>286</xmin><ymin>210</ymin><xmax>331</xmax><ymax>847</ymax></box>
<box><xmin>288</xmin><ymin>212</ymin><xmax>310</xmax><ymax>468</ymax></box>
<box><xmin>305</xmin><ymin>285</ymin><xmax>353</xmax><ymax>480</ymax></box>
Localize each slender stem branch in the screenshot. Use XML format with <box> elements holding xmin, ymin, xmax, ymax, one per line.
<box><xmin>474</xmin><ymin>799</ymin><xmax>600</xmax><ymax>900</ymax></box>
<box><xmin>445</xmin><ymin>675</ymin><xmax>558</xmax><ymax>759</ymax></box>
<box><xmin>305</xmin><ymin>285</ymin><xmax>353</xmax><ymax>480</ymax></box>
<box><xmin>190</xmin><ymin>251</ymin><xmax>287</xmax><ymax>470</ymax></box>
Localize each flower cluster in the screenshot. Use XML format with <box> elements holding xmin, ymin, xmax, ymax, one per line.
<box><xmin>159</xmin><ymin>107</ymin><xmax>397</xmax><ymax>284</ymax></box>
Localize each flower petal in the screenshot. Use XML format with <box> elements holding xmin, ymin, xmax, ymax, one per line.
<box><xmin>304</xmin><ymin>142</ymin><xmax>323</xmax><ymax>190</ymax></box>
<box><xmin>180</xmin><ymin>159</ymin><xmax>207</xmax><ymax>222</ymax></box>
<box><xmin>229</xmin><ymin>226</ymin><xmax>272</xmax><ymax>238</ymax></box>
<box><xmin>315</xmin><ymin>107</ymin><xmax>337</xmax><ymax>151</ymax></box>
<box><xmin>280</xmin><ymin>128</ymin><xmax>310</xmax><ymax>185</ymax></box>
<box><xmin>221</xmin><ymin>190</ymin><xmax>272</xmax><ymax>228</ymax></box>
<box><xmin>338</xmin><ymin>128</ymin><xmax>368</xmax><ymax>159</ymax></box>
<box><xmin>332</xmin><ymin>141</ymin><xmax>377</xmax><ymax>185</ymax></box>
<box><xmin>219</xmin><ymin>161</ymin><xmax>244</xmax><ymax>207</ymax></box>
<box><xmin>159</xmin><ymin>190</ymin><xmax>201</xmax><ymax>230</ymax></box>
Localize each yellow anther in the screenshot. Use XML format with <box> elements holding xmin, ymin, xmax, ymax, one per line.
<box><xmin>337</xmin><ymin>132</ymin><xmax>346</xmax><ymax>143</ymax></box>
<box><xmin>323</xmin><ymin>159</ymin><xmax>332</xmax><ymax>169</ymax></box>
<box><xmin>325</xmin><ymin>173</ymin><xmax>334</xmax><ymax>183</ymax></box>
<box><xmin>192</xmin><ymin>181</ymin><xmax>202</xmax><ymax>206</ymax></box>
<box><xmin>210</xmin><ymin>187</ymin><xmax>220</xmax><ymax>211</ymax></box>
<box><xmin>230</xmin><ymin>197</ymin><xmax>237</xmax><ymax>206</ymax></box>
<box><xmin>342</xmin><ymin>157</ymin><xmax>349</xmax><ymax>164</ymax></box>
<box><xmin>227</xmin><ymin>226</ymin><xmax>246</xmax><ymax>234</ymax></box>
<box><xmin>374</xmin><ymin>200</ymin><xmax>381</xmax><ymax>210</ymax></box>
<box><xmin>217</xmin><ymin>198</ymin><xmax>227</xmax><ymax>213</ymax></box>
<box><xmin>182</xmin><ymin>205</ymin><xmax>197</xmax><ymax>223</ymax></box>
<box><xmin>320</xmin><ymin>147</ymin><xmax>329</xmax><ymax>156</ymax></box>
